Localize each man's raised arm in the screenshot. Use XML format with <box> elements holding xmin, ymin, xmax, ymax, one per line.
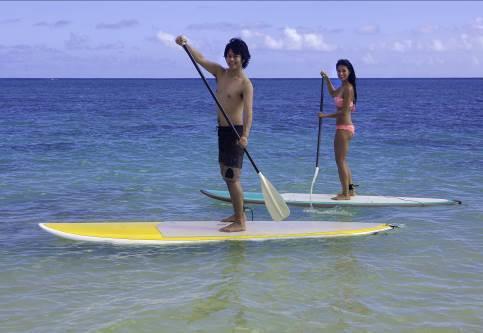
<box><xmin>175</xmin><ymin>35</ymin><xmax>224</xmax><ymax>77</ymax></box>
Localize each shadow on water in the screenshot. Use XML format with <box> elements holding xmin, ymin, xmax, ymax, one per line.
<box><xmin>185</xmin><ymin>241</ymin><xmax>248</xmax><ymax>326</ymax></box>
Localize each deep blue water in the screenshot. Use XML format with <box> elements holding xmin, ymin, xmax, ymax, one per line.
<box><xmin>1</xmin><ymin>78</ymin><xmax>482</xmax><ymax>332</ymax></box>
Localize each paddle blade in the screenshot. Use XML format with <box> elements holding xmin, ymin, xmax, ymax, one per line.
<box><xmin>309</xmin><ymin>166</ymin><xmax>320</xmax><ymax>207</ymax></box>
<box><xmin>258</xmin><ymin>172</ymin><xmax>290</xmax><ymax>221</ymax></box>
<box><xmin>310</xmin><ymin>167</ymin><xmax>320</xmax><ymax>195</ymax></box>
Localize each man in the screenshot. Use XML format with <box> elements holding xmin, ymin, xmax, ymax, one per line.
<box><xmin>175</xmin><ymin>35</ymin><xmax>253</xmax><ymax>232</ymax></box>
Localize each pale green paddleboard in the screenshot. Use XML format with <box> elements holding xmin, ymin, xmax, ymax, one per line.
<box><xmin>201</xmin><ymin>189</ymin><xmax>461</xmax><ymax>208</ymax></box>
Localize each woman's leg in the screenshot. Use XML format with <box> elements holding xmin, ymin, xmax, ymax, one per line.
<box><xmin>348</xmin><ymin>163</ymin><xmax>356</xmax><ymax>196</ymax></box>
<box><xmin>333</xmin><ymin>130</ymin><xmax>352</xmax><ymax>200</ymax></box>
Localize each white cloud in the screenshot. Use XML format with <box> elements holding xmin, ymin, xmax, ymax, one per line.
<box><xmin>431</xmin><ymin>39</ymin><xmax>445</xmax><ymax>52</ymax></box>
<box><xmin>97</xmin><ymin>19</ymin><xmax>138</xmax><ymax>30</ymax></box>
<box><xmin>368</xmin><ymin>42</ymin><xmax>388</xmax><ymax>51</ymax></box>
<box><xmin>460</xmin><ymin>34</ymin><xmax>473</xmax><ymax>50</ymax></box>
<box><xmin>157</xmin><ymin>31</ymin><xmax>177</xmax><ymax>49</ymax></box>
<box><xmin>0</xmin><ymin>18</ymin><xmax>21</xmax><ymax>24</ymax></box>
<box><xmin>392</xmin><ymin>40</ymin><xmax>413</xmax><ymax>52</ymax></box>
<box><xmin>472</xmin><ymin>56</ymin><xmax>480</xmax><ymax>65</ymax></box>
<box><xmin>284</xmin><ymin>27</ymin><xmax>303</xmax><ymax>49</ymax></box>
<box><xmin>187</xmin><ymin>22</ymin><xmax>240</xmax><ymax>31</ymax></box>
<box><xmin>65</xmin><ymin>33</ymin><xmax>90</xmax><ymax>50</ymax></box>
<box><xmin>304</xmin><ymin>34</ymin><xmax>320</xmax><ymax>48</ymax></box>
<box><xmin>393</xmin><ymin>41</ymin><xmax>404</xmax><ymax>52</ymax></box>
<box><xmin>242</xmin><ymin>27</ymin><xmax>336</xmax><ymax>51</ymax></box>
<box><xmin>34</xmin><ymin>20</ymin><xmax>70</xmax><ymax>28</ymax></box>
<box><xmin>365</xmin><ymin>17</ymin><xmax>483</xmax><ymax>55</ymax></box>
<box><xmin>357</xmin><ymin>24</ymin><xmax>379</xmax><ymax>34</ymax></box>
<box><xmin>63</xmin><ymin>33</ymin><xmax>124</xmax><ymax>51</ymax></box>
<box><xmin>472</xmin><ymin>17</ymin><xmax>483</xmax><ymax>31</ymax></box>
<box><xmin>264</xmin><ymin>35</ymin><xmax>283</xmax><ymax>49</ymax></box>
<box><xmin>425</xmin><ymin>57</ymin><xmax>442</xmax><ymax>65</ymax></box>
<box><xmin>418</xmin><ymin>24</ymin><xmax>437</xmax><ymax>34</ymax></box>
<box><xmin>477</xmin><ymin>36</ymin><xmax>483</xmax><ymax>48</ymax></box>
<box><xmin>242</xmin><ymin>28</ymin><xmax>275</xmax><ymax>49</ymax></box>
<box><xmin>241</xmin><ymin>29</ymin><xmax>263</xmax><ymax>39</ymax></box>
<box><xmin>241</xmin><ymin>29</ymin><xmax>252</xmax><ymax>38</ymax></box>
<box><xmin>362</xmin><ymin>53</ymin><xmax>377</xmax><ymax>65</ymax></box>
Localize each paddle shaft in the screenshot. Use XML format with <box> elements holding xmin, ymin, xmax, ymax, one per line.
<box><xmin>315</xmin><ymin>78</ymin><xmax>324</xmax><ymax>167</ymax></box>
<box><xmin>182</xmin><ymin>45</ymin><xmax>260</xmax><ymax>174</ymax></box>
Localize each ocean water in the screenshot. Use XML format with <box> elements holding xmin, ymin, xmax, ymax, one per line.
<box><xmin>0</xmin><ymin>78</ymin><xmax>482</xmax><ymax>332</ymax></box>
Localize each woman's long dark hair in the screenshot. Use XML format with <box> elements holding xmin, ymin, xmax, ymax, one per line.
<box><xmin>336</xmin><ymin>59</ymin><xmax>357</xmax><ymax>104</ymax></box>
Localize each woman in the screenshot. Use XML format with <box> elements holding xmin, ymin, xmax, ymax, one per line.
<box><xmin>319</xmin><ymin>59</ymin><xmax>357</xmax><ymax>200</ymax></box>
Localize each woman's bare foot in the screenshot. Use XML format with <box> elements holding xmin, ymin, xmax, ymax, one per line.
<box><xmin>332</xmin><ymin>194</ymin><xmax>351</xmax><ymax>200</ymax></box>
<box><xmin>219</xmin><ymin>222</ymin><xmax>246</xmax><ymax>232</ymax></box>
<box><xmin>349</xmin><ymin>190</ymin><xmax>356</xmax><ymax>197</ymax></box>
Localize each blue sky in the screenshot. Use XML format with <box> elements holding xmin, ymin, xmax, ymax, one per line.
<box><xmin>1</xmin><ymin>1</ymin><xmax>482</xmax><ymax>78</ymax></box>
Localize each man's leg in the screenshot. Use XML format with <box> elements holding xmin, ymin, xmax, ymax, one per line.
<box><xmin>219</xmin><ymin>166</ymin><xmax>246</xmax><ymax>232</ymax></box>
<box><xmin>219</xmin><ymin>164</ymin><xmax>246</xmax><ymax>223</ymax></box>
<box><xmin>227</xmin><ymin>180</ymin><xmax>245</xmax><ymax>221</ymax></box>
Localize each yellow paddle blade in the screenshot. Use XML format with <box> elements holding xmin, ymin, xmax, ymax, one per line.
<box><xmin>259</xmin><ymin>172</ymin><xmax>290</xmax><ymax>221</ymax></box>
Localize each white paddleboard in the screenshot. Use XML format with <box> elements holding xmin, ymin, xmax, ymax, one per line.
<box><xmin>201</xmin><ymin>189</ymin><xmax>461</xmax><ymax>208</ymax></box>
<box><xmin>39</xmin><ymin>221</ymin><xmax>396</xmax><ymax>245</ymax></box>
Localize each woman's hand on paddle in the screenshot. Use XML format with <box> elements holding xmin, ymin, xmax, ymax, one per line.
<box><xmin>320</xmin><ymin>70</ymin><xmax>329</xmax><ymax>79</ymax></box>
<box><xmin>239</xmin><ymin>136</ymin><xmax>248</xmax><ymax>148</ymax></box>
<box><xmin>175</xmin><ymin>35</ymin><xmax>187</xmax><ymax>46</ymax></box>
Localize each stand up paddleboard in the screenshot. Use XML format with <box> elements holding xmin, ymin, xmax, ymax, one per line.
<box><xmin>201</xmin><ymin>189</ymin><xmax>461</xmax><ymax>208</ymax></box>
<box><xmin>39</xmin><ymin>221</ymin><xmax>395</xmax><ymax>245</ymax></box>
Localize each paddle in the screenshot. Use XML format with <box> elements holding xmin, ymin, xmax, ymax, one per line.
<box><xmin>181</xmin><ymin>44</ymin><xmax>290</xmax><ymax>221</ymax></box>
<box><xmin>309</xmin><ymin>78</ymin><xmax>324</xmax><ymax>207</ymax></box>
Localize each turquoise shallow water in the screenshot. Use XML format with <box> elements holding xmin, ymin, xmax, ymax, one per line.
<box><xmin>1</xmin><ymin>78</ymin><xmax>482</xmax><ymax>332</ymax></box>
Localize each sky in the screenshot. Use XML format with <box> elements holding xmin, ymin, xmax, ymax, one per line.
<box><xmin>0</xmin><ymin>1</ymin><xmax>482</xmax><ymax>78</ymax></box>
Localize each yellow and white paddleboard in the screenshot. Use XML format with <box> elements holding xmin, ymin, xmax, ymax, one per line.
<box><xmin>39</xmin><ymin>221</ymin><xmax>396</xmax><ymax>245</ymax></box>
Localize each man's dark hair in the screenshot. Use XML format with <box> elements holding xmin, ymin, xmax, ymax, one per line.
<box><xmin>224</xmin><ymin>38</ymin><xmax>251</xmax><ymax>69</ymax></box>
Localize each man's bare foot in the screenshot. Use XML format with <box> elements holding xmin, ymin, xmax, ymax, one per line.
<box><xmin>219</xmin><ymin>222</ymin><xmax>246</xmax><ymax>232</ymax></box>
<box><xmin>221</xmin><ymin>214</ymin><xmax>247</xmax><ymax>223</ymax></box>
<box><xmin>221</xmin><ymin>214</ymin><xmax>237</xmax><ymax>223</ymax></box>
<box><xmin>332</xmin><ymin>194</ymin><xmax>351</xmax><ymax>200</ymax></box>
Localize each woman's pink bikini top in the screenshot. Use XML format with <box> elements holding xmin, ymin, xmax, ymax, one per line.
<box><xmin>334</xmin><ymin>96</ymin><xmax>355</xmax><ymax>112</ymax></box>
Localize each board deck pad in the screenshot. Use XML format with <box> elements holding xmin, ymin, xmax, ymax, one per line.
<box><xmin>201</xmin><ymin>189</ymin><xmax>461</xmax><ymax>207</ymax></box>
<box><xmin>39</xmin><ymin>221</ymin><xmax>396</xmax><ymax>245</ymax></box>
<box><xmin>158</xmin><ymin>221</ymin><xmax>387</xmax><ymax>237</ymax></box>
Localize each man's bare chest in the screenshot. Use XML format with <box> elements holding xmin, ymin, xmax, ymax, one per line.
<box><xmin>216</xmin><ymin>77</ymin><xmax>243</xmax><ymax>101</ymax></box>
